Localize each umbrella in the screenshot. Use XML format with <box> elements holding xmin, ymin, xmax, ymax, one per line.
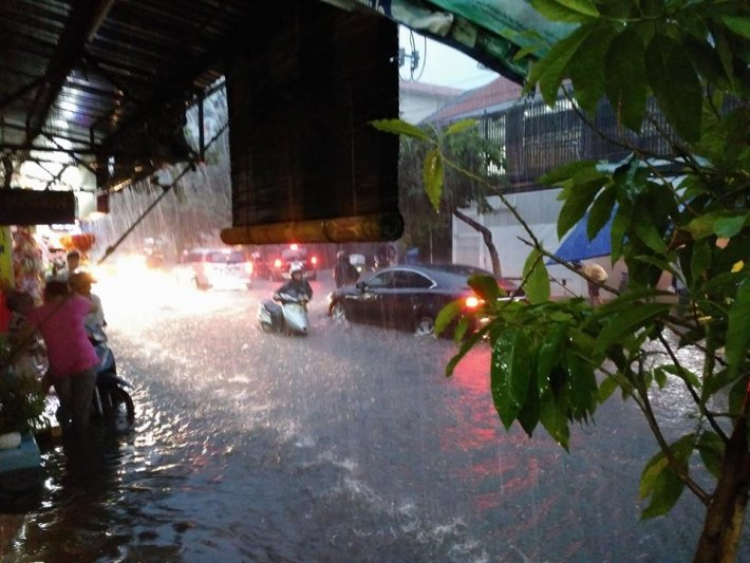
<box><xmin>550</xmin><ymin>213</ymin><xmax>612</xmax><ymax>263</ymax></box>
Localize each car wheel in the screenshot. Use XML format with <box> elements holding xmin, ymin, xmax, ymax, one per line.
<box><xmin>414</xmin><ymin>316</ymin><xmax>435</xmax><ymax>338</ymax></box>
<box><xmin>331</xmin><ymin>301</ymin><xmax>347</xmax><ymax>322</ymax></box>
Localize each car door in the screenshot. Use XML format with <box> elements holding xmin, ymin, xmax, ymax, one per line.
<box><xmin>390</xmin><ymin>270</ymin><xmax>435</xmax><ymax>328</ymax></box>
<box><xmin>345</xmin><ymin>270</ymin><xmax>393</xmax><ymax>324</ymax></box>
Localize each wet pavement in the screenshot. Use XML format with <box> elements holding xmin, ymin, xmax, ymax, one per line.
<box><xmin>2</xmin><ymin>269</ymin><xmax>748</xmax><ymax>562</ymax></box>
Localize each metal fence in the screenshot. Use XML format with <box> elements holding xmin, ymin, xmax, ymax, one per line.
<box><xmin>480</xmin><ymin>96</ymin><xmax>680</xmax><ymax>190</ymax></box>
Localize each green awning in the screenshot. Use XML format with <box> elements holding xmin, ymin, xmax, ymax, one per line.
<box><xmin>331</xmin><ymin>0</ymin><xmax>573</xmax><ymax>83</ymax></box>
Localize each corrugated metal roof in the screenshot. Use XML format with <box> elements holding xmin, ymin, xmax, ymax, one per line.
<box><xmin>0</xmin><ymin>0</ymin><xmax>256</xmax><ymax>190</ymax></box>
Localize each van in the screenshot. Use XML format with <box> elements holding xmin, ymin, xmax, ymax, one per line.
<box><xmin>175</xmin><ymin>247</ymin><xmax>253</xmax><ymax>290</ymax></box>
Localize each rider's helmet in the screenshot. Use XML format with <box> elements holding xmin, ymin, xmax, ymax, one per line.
<box><xmin>290</xmin><ymin>264</ymin><xmax>304</xmax><ymax>280</ymax></box>
<box><xmin>336</xmin><ymin>250</ymin><xmax>347</xmax><ymax>260</ymax></box>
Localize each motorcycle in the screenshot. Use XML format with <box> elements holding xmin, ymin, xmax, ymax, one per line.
<box><xmin>258</xmin><ymin>291</ymin><xmax>310</xmax><ymax>335</ymax></box>
<box><xmin>88</xmin><ymin>326</ymin><xmax>135</xmax><ymax>425</ymax></box>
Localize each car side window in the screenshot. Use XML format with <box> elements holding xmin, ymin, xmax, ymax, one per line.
<box><xmin>393</xmin><ymin>271</ymin><xmax>433</xmax><ymax>289</ymax></box>
<box><xmin>366</xmin><ymin>272</ymin><xmax>393</xmax><ymax>288</ymax></box>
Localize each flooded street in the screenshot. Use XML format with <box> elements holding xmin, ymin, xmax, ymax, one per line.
<box><xmin>5</xmin><ymin>269</ymin><xmax>747</xmax><ymax>562</ymax></box>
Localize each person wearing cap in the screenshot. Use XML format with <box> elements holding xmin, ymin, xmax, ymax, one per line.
<box><xmin>275</xmin><ymin>264</ymin><xmax>313</xmax><ymax>302</ymax></box>
<box><xmin>69</xmin><ymin>270</ymin><xmax>106</xmax><ymax>335</ymax></box>
<box><xmin>573</xmin><ymin>261</ymin><xmax>608</xmax><ymax>306</ymax></box>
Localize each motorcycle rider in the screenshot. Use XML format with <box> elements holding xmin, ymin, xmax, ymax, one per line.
<box><xmin>275</xmin><ymin>264</ymin><xmax>312</xmax><ymax>301</ymax></box>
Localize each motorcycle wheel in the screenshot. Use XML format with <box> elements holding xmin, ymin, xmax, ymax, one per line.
<box><xmin>414</xmin><ymin>315</ymin><xmax>436</xmax><ymax>338</ymax></box>
<box><xmin>331</xmin><ymin>301</ymin><xmax>347</xmax><ymax>322</ymax></box>
<box><xmin>100</xmin><ymin>386</ymin><xmax>135</xmax><ymax>425</ymax></box>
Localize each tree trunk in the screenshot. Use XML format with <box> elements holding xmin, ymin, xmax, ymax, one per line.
<box><xmin>453</xmin><ymin>209</ymin><xmax>502</xmax><ymax>277</ymax></box>
<box><xmin>693</xmin><ymin>414</ymin><xmax>750</xmax><ymax>562</ymax></box>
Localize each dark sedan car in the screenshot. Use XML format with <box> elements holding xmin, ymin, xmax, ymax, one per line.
<box><xmin>327</xmin><ymin>264</ymin><xmax>521</xmax><ymax>337</ymax></box>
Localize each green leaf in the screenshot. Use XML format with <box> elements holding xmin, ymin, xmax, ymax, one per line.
<box><xmin>587</xmin><ymin>187</ymin><xmax>616</xmax><ymax>240</ymax></box>
<box><xmin>445</xmin><ymin>326</ymin><xmax>490</xmax><ymax>377</ymax></box>
<box><xmin>539</xmin><ymin>393</ymin><xmax>570</xmax><ymax>450</ymax></box>
<box><xmin>523</xmin><ymin>249</ymin><xmax>551</xmax><ymax>304</ymax></box>
<box><xmin>557</xmin><ymin>182</ymin><xmax>603</xmax><ymax>239</ymax></box>
<box><xmin>565</xmin><ymin>351</ymin><xmax>598</xmax><ymax>419</ymax></box>
<box><xmin>530</xmin><ymin>0</ymin><xmax>597</xmax><ymax>23</ymax></box>
<box><xmin>605</xmin><ymin>27</ymin><xmax>647</xmax><ymax>132</ymax></box>
<box><xmin>725</xmin><ymin>279</ymin><xmax>750</xmax><ymax>380</ymax></box>
<box><xmin>491</xmin><ymin>329</ymin><xmax>531</xmax><ymax>429</ymax></box>
<box><xmin>721</xmin><ymin>15</ymin><xmax>750</xmax><ymax>40</ymax></box>
<box><xmin>595</xmin><ymin>303</ymin><xmax>672</xmax><ymax>353</ymax></box>
<box><xmin>556</xmin><ymin>0</ymin><xmax>599</xmax><ymax>17</ymax></box>
<box><xmin>639</xmin><ymin>436</ymin><xmax>692</xmax><ymax>519</ymax></box>
<box><xmin>454</xmin><ymin>316</ymin><xmax>470</xmax><ymax>343</ymax></box>
<box><xmin>697</xmin><ymin>432</ymin><xmax>725</xmax><ymax>478</ymax></box>
<box><xmin>435</xmin><ymin>299</ymin><xmax>462</xmax><ymax>337</ymax></box>
<box><xmin>686</xmin><ymin>211</ymin><xmax>750</xmax><ymax>240</ymax></box>
<box><xmin>537</xmin><ymin>324</ymin><xmax>566</xmax><ymax>384</ymax></box>
<box><xmin>517</xmin><ymin>373</ymin><xmax>541</xmax><ymax>437</ymax></box>
<box><xmin>513</xmin><ymin>43</ymin><xmax>545</xmax><ymax>62</ymax></box>
<box><xmin>568</xmin><ymin>21</ymin><xmax>615</xmax><ymax>114</ymax></box>
<box><xmin>528</xmin><ymin>25</ymin><xmax>594</xmax><ymax>106</ymax></box>
<box><xmin>653</xmin><ymin>366</ymin><xmax>669</xmax><ymax>390</ymax></box>
<box><xmin>714</xmin><ymin>213</ymin><xmax>749</xmax><ymax>238</ymax></box>
<box><xmin>468</xmin><ymin>274</ymin><xmax>502</xmax><ymax>301</ymax></box>
<box><xmin>640</xmin><ymin>450</ymin><xmax>669</xmax><ymax>499</ymax></box>
<box><xmin>641</xmin><ymin>464</ymin><xmax>685</xmax><ymax>519</ymax></box>
<box><xmin>371</xmin><ymin>119</ymin><xmax>431</xmax><ymax>142</ymax></box>
<box><xmin>658</xmin><ymin>364</ymin><xmax>702</xmax><ymax>391</ymax></box>
<box><xmin>423</xmin><ymin>148</ymin><xmax>444</xmax><ymax>210</ymax></box>
<box><xmin>445</xmin><ymin>119</ymin><xmax>477</xmax><ymax>136</ymax></box>
<box><xmin>633</xmin><ymin>220</ymin><xmax>668</xmax><ymax>254</ymax></box>
<box><xmin>598</xmin><ymin>376</ymin><xmax>619</xmax><ymax>402</ymax></box>
<box><xmin>645</xmin><ymin>34</ymin><xmax>703</xmax><ymax>143</ymax></box>
<box><xmin>610</xmin><ymin>204</ymin><xmax>631</xmax><ymax>263</ymax></box>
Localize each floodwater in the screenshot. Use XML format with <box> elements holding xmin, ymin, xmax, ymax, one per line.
<box><xmin>4</xmin><ymin>271</ymin><xmax>748</xmax><ymax>562</ymax></box>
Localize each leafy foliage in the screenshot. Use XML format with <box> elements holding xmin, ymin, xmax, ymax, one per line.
<box><xmin>379</xmin><ymin>0</ymin><xmax>750</xmax><ymax>559</ymax></box>
<box><xmin>378</xmin><ymin>119</ymin><xmax>506</xmax><ymax>265</ymax></box>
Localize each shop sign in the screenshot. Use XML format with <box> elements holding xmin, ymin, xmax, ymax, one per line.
<box><xmin>0</xmin><ymin>190</ymin><xmax>76</xmax><ymax>226</ymax></box>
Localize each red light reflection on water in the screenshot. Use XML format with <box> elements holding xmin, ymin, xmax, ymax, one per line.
<box><xmin>438</xmin><ymin>343</ymin><xmax>564</xmax><ymax>516</ymax></box>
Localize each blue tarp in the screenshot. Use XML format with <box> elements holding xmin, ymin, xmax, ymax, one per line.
<box><xmin>551</xmin><ymin>213</ymin><xmax>612</xmax><ymax>263</ymax></box>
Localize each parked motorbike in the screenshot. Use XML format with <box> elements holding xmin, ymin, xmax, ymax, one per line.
<box><xmin>258</xmin><ymin>291</ymin><xmax>310</xmax><ymax>335</ymax></box>
<box><xmin>88</xmin><ymin>327</ymin><xmax>135</xmax><ymax>425</ymax></box>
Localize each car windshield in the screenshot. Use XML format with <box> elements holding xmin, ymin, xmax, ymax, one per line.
<box><xmin>207</xmin><ymin>251</ymin><xmax>247</xmax><ymax>264</ymax></box>
<box><xmin>281</xmin><ymin>248</ymin><xmax>307</xmax><ymax>261</ymax></box>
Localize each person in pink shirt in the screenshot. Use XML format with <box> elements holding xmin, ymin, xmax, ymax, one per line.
<box><xmin>24</xmin><ymin>280</ymin><xmax>100</xmax><ymax>438</ymax></box>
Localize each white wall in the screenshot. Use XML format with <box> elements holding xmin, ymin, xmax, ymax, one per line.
<box><xmin>452</xmin><ymin>189</ymin><xmax>617</xmax><ymax>299</ymax></box>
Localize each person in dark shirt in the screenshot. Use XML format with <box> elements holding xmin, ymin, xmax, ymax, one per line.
<box><xmin>333</xmin><ymin>251</ymin><xmax>359</xmax><ymax>288</ymax></box>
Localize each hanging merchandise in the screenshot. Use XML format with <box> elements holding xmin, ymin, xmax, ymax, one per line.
<box><xmin>12</xmin><ymin>228</ymin><xmax>44</xmax><ymax>304</ymax></box>
<box><xmin>59</xmin><ymin>233</ymin><xmax>96</xmax><ymax>253</ymax></box>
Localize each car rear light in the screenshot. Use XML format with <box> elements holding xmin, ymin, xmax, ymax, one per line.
<box><xmin>290</xmin><ymin>244</ymin><xmax>298</xmax><ymax>250</ymax></box>
<box><xmin>311</xmin><ymin>256</ymin><xmax>318</xmax><ymax>265</ymax></box>
<box><xmin>274</xmin><ymin>258</ymin><xmax>282</xmax><ymax>268</ymax></box>
<box><xmin>465</xmin><ymin>296</ymin><xmax>483</xmax><ymax>309</ymax></box>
